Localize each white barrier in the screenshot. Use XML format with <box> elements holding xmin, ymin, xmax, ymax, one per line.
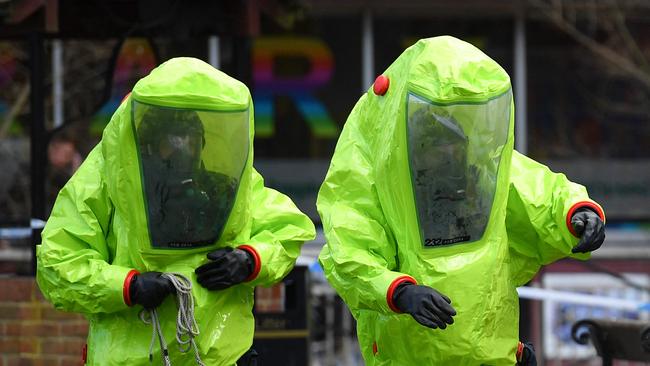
<box><xmin>517</xmin><ymin>286</ymin><xmax>650</xmax><ymax>312</ymax></box>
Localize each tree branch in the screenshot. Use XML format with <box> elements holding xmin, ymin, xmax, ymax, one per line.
<box><xmin>529</xmin><ymin>0</ymin><xmax>650</xmax><ymax>89</ymax></box>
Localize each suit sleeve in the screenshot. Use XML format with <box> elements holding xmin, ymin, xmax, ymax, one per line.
<box><xmin>239</xmin><ymin>168</ymin><xmax>316</xmax><ymax>287</ymax></box>
<box><xmin>36</xmin><ymin>144</ymin><xmax>134</xmax><ymax>314</ymax></box>
<box><xmin>506</xmin><ymin>150</ymin><xmax>605</xmax><ymax>273</ymax></box>
<box><xmin>317</xmin><ymin>101</ymin><xmax>416</xmax><ymax>314</ymax></box>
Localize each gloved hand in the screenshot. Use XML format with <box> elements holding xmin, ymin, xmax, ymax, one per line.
<box><xmin>195</xmin><ymin>247</ymin><xmax>254</xmax><ymax>290</ymax></box>
<box><xmin>130</xmin><ymin>272</ymin><xmax>175</xmax><ymax>309</ymax></box>
<box><xmin>571</xmin><ymin>208</ymin><xmax>605</xmax><ymax>253</ymax></box>
<box><xmin>392</xmin><ymin>283</ymin><xmax>456</xmax><ymax>329</ymax></box>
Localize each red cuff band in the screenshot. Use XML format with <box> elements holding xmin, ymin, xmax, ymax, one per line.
<box><xmin>386</xmin><ymin>275</ymin><xmax>417</xmax><ymax>313</ymax></box>
<box><xmin>123</xmin><ymin>269</ymin><xmax>139</xmax><ymax>306</ymax></box>
<box><xmin>566</xmin><ymin>201</ymin><xmax>606</xmax><ymax>237</ymax></box>
<box><xmin>516</xmin><ymin>341</ymin><xmax>524</xmax><ymax>361</ymax></box>
<box><xmin>238</xmin><ymin>245</ymin><xmax>261</xmax><ymax>282</ymax></box>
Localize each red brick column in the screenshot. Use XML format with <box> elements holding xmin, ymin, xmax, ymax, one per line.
<box><xmin>0</xmin><ymin>277</ymin><xmax>88</xmax><ymax>366</ymax></box>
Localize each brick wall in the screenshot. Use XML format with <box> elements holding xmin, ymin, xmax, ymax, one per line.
<box><xmin>0</xmin><ymin>277</ymin><xmax>88</xmax><ymax>366</ymax></box>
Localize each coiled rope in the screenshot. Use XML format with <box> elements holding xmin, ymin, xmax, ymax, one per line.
<box><xmin>139</xmin><ymin>273</ymin><xmax>205</xmax><ymax>366</ymax></box>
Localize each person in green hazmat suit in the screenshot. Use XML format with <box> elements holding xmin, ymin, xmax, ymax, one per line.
<box><xmin>37</xmin><ymin>57</ymin><xmax>315</xmax><ymax>366</ymax></box>
<box><xmin>318</xmin><ymin>36</ymin><xmax>606</xmax><ymax>365</ymax></box>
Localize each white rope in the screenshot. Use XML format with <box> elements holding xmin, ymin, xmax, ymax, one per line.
<box><xmin>140</xmin><ymin>308</ymin><xmax>171</xmax><ymax>366</ymax></box>
<box><xmin>139</xmin><ymin>273</ymin><xmax>205</xmax><ymax>366</ymax></box>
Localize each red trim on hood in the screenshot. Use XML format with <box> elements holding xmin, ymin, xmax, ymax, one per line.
<box><xmin>120</xmin><ymin>92</ymin><xmax>131</xmax><ymax>105</ymax></box>
<box><xmin>373</xmin><ymin>75</ymin><xmax>390</xmax><ymax>96</ymax></box>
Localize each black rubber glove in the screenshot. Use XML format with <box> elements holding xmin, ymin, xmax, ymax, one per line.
<box><xmin>571</xmin><ymin>208</ymin><xmax>605</xmax><ymax>253</ymax></box>
<box><xmin>392</xmin><ymin>283</ymin><xmax>456</xmax><ymax>329</ymax></box>
<box><xmin>195</xmin><ymin>247</ymin><xmax>254</xmax><ymax>290</ymax></box>
<box><xmin>130</xmin><ymin>272</ymin><xmax>175</xmax><ymax>309</ymax></box>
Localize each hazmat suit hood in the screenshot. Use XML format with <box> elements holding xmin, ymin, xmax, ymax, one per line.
<box><xmin>319</xmin><ymin>36</ymin><xmax>596</xmax><ymax>365</ymax></box>
<box><xmin>102</xmin><ymin>57</ymin><xmax>255</xmax><ymax>270</ymax></box>
<box><xmin>357</xmin><ymin>35</ymin><xmax>514</xmax><ymax>259</ymax></box>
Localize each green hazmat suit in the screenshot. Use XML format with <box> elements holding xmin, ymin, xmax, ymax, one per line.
<box><xmin>37</xmin><ymin>57</ymin><xmax>316</xmax><ymax>365</ymax></box>
<box><xmin>318</xmin><ymin>36</ymin><xmax>605</xmax><ymax>365</ymax></box>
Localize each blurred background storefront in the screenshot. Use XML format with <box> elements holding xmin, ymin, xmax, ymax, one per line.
<box><xmin>0</xmin><ymin>0</ymin><xmax>648</xmax><ymax>365</ymax></box>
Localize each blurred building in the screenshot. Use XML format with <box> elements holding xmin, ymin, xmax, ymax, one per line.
<box><xmin>0</xmin><ymin>0</ymin><xmax>648</xmax><ymax>365</ymax></box>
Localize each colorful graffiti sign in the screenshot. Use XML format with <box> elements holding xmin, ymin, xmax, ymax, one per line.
<box><xmin>253</xmin><ymin>36</ymin><xmax>338</xmax><ymax>138</ymax></box>
<box><xmin>91</xmin><ymin>38</ymin><xmax>156</xmax><ymax>135</ymax></box>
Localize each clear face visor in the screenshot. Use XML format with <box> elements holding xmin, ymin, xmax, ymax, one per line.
<box><xmin>407</xmin><ymin>91</ymin><xmax>511</xmax><ymax>247</ymax></box>
<box><xmin>132</xmin><ymin>101</ymin><xmax>250</xmax><ymax>248</ymax></box>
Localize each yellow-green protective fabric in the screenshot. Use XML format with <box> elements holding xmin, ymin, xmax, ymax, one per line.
<box><xmin>36</xmin><ymin>57</ymin><xmax>316</xmax><ymax>366</ymax></box>
<box><xmin>318</xmin><ymin>36</ymin><xmax>603</xmax><ymax>365</ymax></box>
